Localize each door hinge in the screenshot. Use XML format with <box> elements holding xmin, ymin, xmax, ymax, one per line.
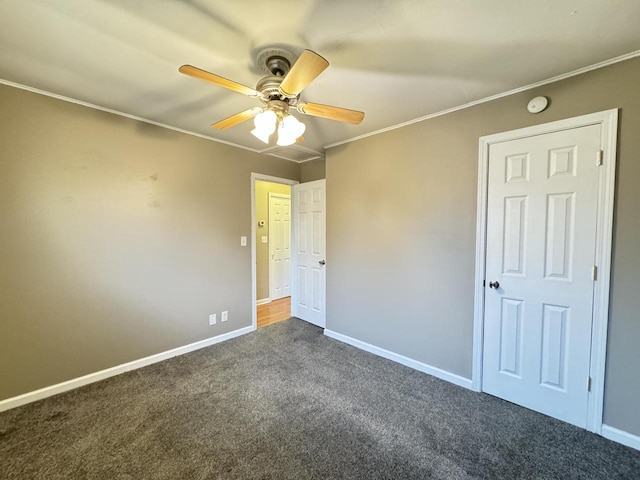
<box><xmin>596</xmin><ymin>150</ymin><xmax>604</xmax><ymax>166</ymax></box>
<box><xmin>483</xmin><ymin>280</ymin><xmax>486</xmax><ymax>287</ymax></box>
<box><xmin>588</xmin><ymin>376</ymin><xmax>592</xmax><ymax>392</ymax></box>
<box><xmin>592</xmin><ymin>265</ymin><xmax>598</xmax><ymax>281</ymax></box>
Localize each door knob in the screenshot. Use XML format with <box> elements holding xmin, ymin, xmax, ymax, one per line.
<box><xmin>489</xmin><ymin>281</ymin><xmax>500</xmax><ymax>289</ymax></box>
<box><xmin>319</xmin><ymin>260</ymin><xmax>326</xmax><ymax>266</ymax></box>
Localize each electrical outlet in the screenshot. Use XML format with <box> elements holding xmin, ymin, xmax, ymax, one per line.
<box><xmin>221</xmin><ymin>311</ymin><xmax>228</xmax><ymax>322</ymax></box>
<box><xmin>209</xmin><ymin>314</ymin><xmax>216</xmax><ymax>325</ymax></box>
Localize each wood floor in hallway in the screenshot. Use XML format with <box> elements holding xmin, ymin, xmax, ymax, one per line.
<box><xmin>257</xmin><ymin>296</ymin><xmax>291</xmax><ymax>328</ymax></box>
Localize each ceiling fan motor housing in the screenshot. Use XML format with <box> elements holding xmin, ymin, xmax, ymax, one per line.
<box><xmin>255</xmin><ymin>74</ymin><xmax>299</xmax><ymax>105</ymax></box>
<box><xmin>254</xmin><ymin>46</ymin><xmax>303</xmax><ymax>103</ymax></box>
<box><xmin>256</xmin><ymin>75</ymin><xmax>286</xmax><ymax>99</ymax></box>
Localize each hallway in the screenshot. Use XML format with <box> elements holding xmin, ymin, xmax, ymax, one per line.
<box><xmin>257</xmin><ymin>297</ymin><xmax>291</xmax><ymax>328</ymax></box>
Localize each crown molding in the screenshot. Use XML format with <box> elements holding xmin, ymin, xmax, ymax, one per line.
<box><xmin>0</xmin><ymin>78</ymin><xmax>262</xmax><ymax>155</ymax></box>
<box><xmin>324</xmin><ymin>49</ymin><xmax>640</xmax><ymax>149</ymax></box>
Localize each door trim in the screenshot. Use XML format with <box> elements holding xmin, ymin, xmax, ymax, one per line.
<box><xmin>471</xmin><ymin>109</ymin><xmax>618</xmax><ymax>434</ymax></box>
<box><xmin>251</xmin><ymin>173</ymin><xmax>299</xmax><ymax>330</ymax></box>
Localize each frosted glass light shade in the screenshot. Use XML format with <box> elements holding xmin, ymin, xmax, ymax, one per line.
<box><xmin>251</xmin><ymin>109</ymin><xmax>277</xmax><ymax>144</ymax></box>
<box><xmin>251</xmin><ymin>127</ymin><xmax>271</xmax><ymax>144</ymax></box>
<box><xmin>277</xmin><ymin>114</ymin><xmax>306</xmax><ymax>146</ymax></box>
<box><xmin>254</xmin><ymin>109</ymin><xmax>277</xmax><ymax>131</ymax></box>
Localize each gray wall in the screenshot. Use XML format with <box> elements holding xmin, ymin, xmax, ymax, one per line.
<box><xmin>326</xmin><ymin>57</ymin><xmax>640</xmax><ymax>436</ymax></box>
<box><xmin>0</xmin><ymin>84</ymin><xmax>300</xmax><ymax>400</ymax></box>
<box><xmin>300</xmin><ymin>159</ymin><xmax>326</xmax><ymax>182</ymax></box>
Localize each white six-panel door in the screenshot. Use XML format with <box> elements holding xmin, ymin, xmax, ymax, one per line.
<box><xmin>292</xmin><ymin>180</ymin><xmax>326</xmax><ymax>328</ymax></box>
<box><xmin>268</xmin><ymin>193</ymin><xmax>291</xmax><ymax>301</ymax></box>
<box><xmin>482</xmin><ymin>124</ymin><xmax>601</xmax><ymax>428</ymax></box>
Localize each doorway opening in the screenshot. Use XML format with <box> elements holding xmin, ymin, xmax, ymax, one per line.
<box><xmin>251</xmin><ymin>174</ymin><xmax>298</xmax><ymax>329</ymax></box>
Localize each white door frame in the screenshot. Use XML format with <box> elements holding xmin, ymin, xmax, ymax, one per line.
<box><xmin>471</xmin><ymin>109</ymin><xmax>618</xmax><ymax>434</ymax></box>
<box><xmin>268</xmin><ymin>192</ymin><xmax>291</xmax><ymax>300</ymax></box>
<box><xmin>251</xmin><ymin>173</ymin><xmax>299</xmax><ymax>330</ymax></box>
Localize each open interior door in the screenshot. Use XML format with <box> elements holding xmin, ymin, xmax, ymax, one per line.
<box><xmin>292</xmin><ymin>179</ymin><xmax>326</xmax><ymax>328</ymax></box>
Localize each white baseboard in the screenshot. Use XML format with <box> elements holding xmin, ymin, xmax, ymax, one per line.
<box><xmin>602</xmin><ymin>424</ymin><xmax>640</xmax><ymax>451</ymax></box>
<box><xmin>324</xmin><ymin>329</ymin><xmax>473</xmax><ymax>390</ymax></box>
<box><xmin>256</xmin><ymin>298</ymin><xmax>271</xmax><ymax>306</ymax></box>
<box><xmin>0</xmin><ymin>325</ymin><xmax>255</xmax><ymax>413</ymax></box>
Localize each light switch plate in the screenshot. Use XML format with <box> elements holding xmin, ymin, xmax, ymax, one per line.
<box><xmin>240</xmin><ymin>236</ymin><xmax>247</xmax><ymax>246</ymax></box>
<box><xmin>261</xmin><ymin>236</ymin><xmax>268</xmax><ymax>243</ymax></box>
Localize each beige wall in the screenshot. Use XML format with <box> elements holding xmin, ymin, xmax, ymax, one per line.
<box><xmin>327</xmin><ymin>57</ymin><xmax>640</xmax><ymax>436</ymax></box>
<box><xmin>300</xmin><ymin>159</ymin><xmax>326</xmax><ymax>182</ymax></box>
<box><xmin>0</xmin><ymin>84</ymin><xmax>300</xmax><ymax>400</ymax></box>
<box><xmin>255</xmin><ymin>181</ymin><xmax>292</xmax><ymax>301</ymax></box>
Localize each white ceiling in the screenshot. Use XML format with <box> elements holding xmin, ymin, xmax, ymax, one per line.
<box><xmin>1</xmin><ymin>0</ymin><xmax>640</xmax><ymax>161</ymax></box>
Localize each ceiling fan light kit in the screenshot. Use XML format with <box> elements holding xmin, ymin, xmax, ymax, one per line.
<box><xmin>179</xmin><ymin>47</ymin><xmax>364</xmax><ymax>146</ymax></box>
<box><xmin>249</xmin><ymin>105</ymin><xmax>306</xmax><ymax>146</ymax></box>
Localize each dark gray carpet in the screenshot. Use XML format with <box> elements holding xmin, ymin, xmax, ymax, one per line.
<box><xmin>1</xmin><ymin>319</ymin><xmax>639</xmax><ymax>479</ymax></box>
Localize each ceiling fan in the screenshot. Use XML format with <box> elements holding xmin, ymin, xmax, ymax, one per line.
<box><xmin>178</xmin><ymin>48</ymin><xmax>364</xmax><ymax>146</ymax></box>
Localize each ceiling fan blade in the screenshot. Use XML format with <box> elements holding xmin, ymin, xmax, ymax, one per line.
<box><xmin>298</xmin><ymin>102</ymin><xmax>364</xmax><ymax>125</ymax></box>
<box><xmin>179</xmin><ymin>65</ymin><xmax>261</xmax><ymax>97</ymax></box>
<box><xmin>279</xmin><ymin>50</ymin><xmax>329</xmax><ymax>96</ymax></box>
<box><xmin>211</xmin><ymin>108</ymin><xmax>261</xmax><ymax>130</ymax></box>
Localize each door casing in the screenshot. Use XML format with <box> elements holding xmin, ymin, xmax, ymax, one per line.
<box><xmin>472</xmin><ymin>109</ymin><xmax>618</xmax><ymax>434</ymax></box>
